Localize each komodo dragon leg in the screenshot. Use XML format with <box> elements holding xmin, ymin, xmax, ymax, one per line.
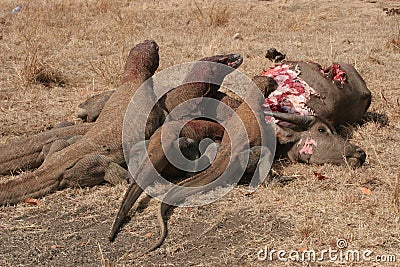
<box><xmin>77</xmin><ymin>90</ymin><xmax>114</xmax><ymax>122</ymax></box>
<box><xmin>0</xmin><ymin>40</ymin><xmax>160</xmax><ymax>205</ymax></box>
<box><xmin>42</xmin><ymin>135</ymin><xmax>84</xmax><ymax>159</ymax></box>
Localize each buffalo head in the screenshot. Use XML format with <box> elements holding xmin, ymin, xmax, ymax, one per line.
<box><xmin>268</xmin><ymin>112</ymin><xmax>366</xmax><ymax>168</ymax></box>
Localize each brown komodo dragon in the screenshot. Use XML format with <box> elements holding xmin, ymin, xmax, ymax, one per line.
<box><xmin>0</xmin><ymin>40</ymin><xmax>161</xmax><ymax>205</ymax></box>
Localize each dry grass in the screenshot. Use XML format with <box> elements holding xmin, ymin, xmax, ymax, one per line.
<box><xmin>0</xmin><ymin>0</ymin><xmax>400</xmax><ymax>266</ymax></box>
<box><xmin>383</xmin><ymin>5</ymin><xmax>400</xmax><ymax>52</ymax></box>
<box><xmin>193</xmin><ymin>1</ymin><xmax>231</xmax><ymax>27</ymax></box>
<box><xmin>13</xmin><ymin>51</ymin><xmax>66</xmax><ymax>87</ymax></box>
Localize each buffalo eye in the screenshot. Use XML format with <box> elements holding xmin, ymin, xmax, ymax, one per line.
<box><xmin>318</xmin><ymin>127</ymin><xmax>327</xmax><ymax>133</ymax></box>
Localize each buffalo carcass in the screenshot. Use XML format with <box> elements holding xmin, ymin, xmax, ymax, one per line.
<box><xmin>257</xmin><ymin>61</ymin><xmax>371</xmax><ymax>166</ymax></box>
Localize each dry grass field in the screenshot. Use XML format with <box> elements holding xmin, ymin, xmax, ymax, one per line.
<box><xmin>0</xmin><ymin>0</ymin><xmax>399</xmax><ymax>266</ymax></box>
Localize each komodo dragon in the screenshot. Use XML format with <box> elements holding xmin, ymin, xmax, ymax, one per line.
<box><xmin>0</xmin><ymin>40</ymin><xmax>161</xmax><ymax>205</ymax></box>
<box><xmin>110</xmin><ymin>61</ymin><xmax>370</xmax><ymax>250</ymax></box>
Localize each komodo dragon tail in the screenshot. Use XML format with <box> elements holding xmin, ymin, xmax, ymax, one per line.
<box><xmin>110</xmin><ymin>182</ymin><xmax>144</xmax><ymax>241</ymax></box>
<box><xmin>0</xmin><ymin>165</ymin><xmax>63</xmax><ymax>205</ymax></box>
<box><xmin>0</xmin><ymin>123</ymin><xmax>92</xmax><ymax>175</ymax></box>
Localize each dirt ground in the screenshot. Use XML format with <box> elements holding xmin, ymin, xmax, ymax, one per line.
<box><xmin>0</xmin><ymin>0</ymin><xmax>399</xmax><ymax>266</ymax></box>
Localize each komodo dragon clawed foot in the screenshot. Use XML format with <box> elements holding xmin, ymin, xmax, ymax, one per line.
<box><xmin>61</xmin><ymin>154</ymin><xmax>130</xmax><ymax>187</ymax></box>
<box><xmin>77</xmin><ymin>90</ymin><xmax>114</xmax><ymax>122</ymax></box>
<box><xmin>42</xmin><ymin>135</ymin><xmax>84</xmax><ymax>160</ymax></box>
<box><xmin>40</xmin><ymin>122</ymin><xmax>86</xmax><ymax>160</ymax></box>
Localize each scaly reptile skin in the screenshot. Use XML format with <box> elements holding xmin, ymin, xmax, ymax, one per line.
<box><xmin>109</xmin><ymin>119</ymin><xmax>225</xmax><ymax>241</ymax></box>
<box><xmin>0</xmin><ymin>123</ymin><xmax>92</xmax><ymax>175</ymax></box>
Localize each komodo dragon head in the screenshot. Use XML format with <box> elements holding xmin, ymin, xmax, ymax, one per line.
<box><xmin>120</xmin><ymin>40</ymin><xmax>159</xmax><ymax>84</ymax></box>
<box><xmin>77</xmin><ymin>40</ymin><xmax>160</xmax><ymax>122</ymax></box>
<box><xmin>183</xmin><ymin>54</ymin><xmax>243</xmax><ymax>85</ymax></box>
<box><xmin>204</xmin><ymin>53</ymin><xmax>243</xmax><ymax>78</ymax></box>
<box><xmin>201</xmin><ymin>53</ymin><xmax>243</xmax><ymax>68</ymax></box>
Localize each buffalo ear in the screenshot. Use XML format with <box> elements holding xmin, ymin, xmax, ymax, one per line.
<box><xmin>274</xmin><ymin>124</ymin><xmax>301</xmax><ymax>144</ymax></box>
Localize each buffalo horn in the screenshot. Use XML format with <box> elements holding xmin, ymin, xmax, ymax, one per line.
<box><xmin>264</xmin><ymin>111</ymin><xmax>315</xmax><ymax>127</ymax></box>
